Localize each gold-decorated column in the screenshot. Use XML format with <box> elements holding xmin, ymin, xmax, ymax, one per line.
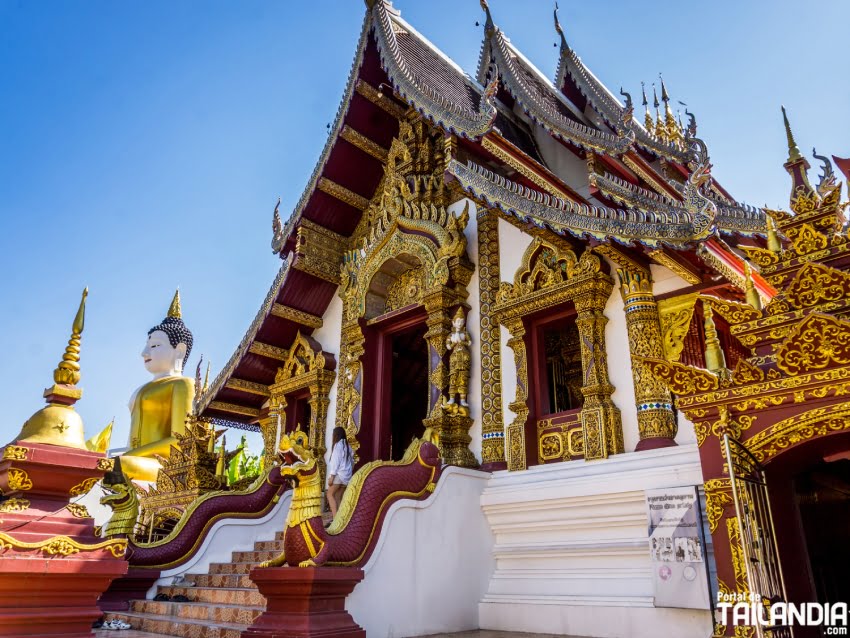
<box><xmin>573</xmin><ymin>284</ymin><xmax>624</xmax><ymax>460</ymax></box>
<box><xmin>476</xmin><ymin>211</ymin><xmax>506</xmax><ymax>470</ymax></box>
<box><xmin>617</xmin><ymin>269</ymin><xmax>677</xmax><ymax>450</ymax></box>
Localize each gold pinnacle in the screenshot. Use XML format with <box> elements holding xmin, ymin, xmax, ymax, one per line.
<box><xmin>781</xmin><ymin>106</ymin><xmax>803</xmax><ymax>163</ymax></box>
<box><xmin>766</xmin><ymin>215</ymin><xmax>782</xmax><ymax>253</ymax></box>
<box><xmin>167</xmin><ymin>289</ymin><xmax>182</xmax><ymax>318</ymax></box>
<box><xmin>744</xmin><ymin>264</ymin><xmax>762</xmax><ymax>311</ymax></box>
<box><xmin>53</xmin><ymin>288</ymin><xmax>88</xmax><ymax>386</ymax></box>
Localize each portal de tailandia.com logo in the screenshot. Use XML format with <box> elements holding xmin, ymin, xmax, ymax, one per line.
<box><xmin>717</xmin><ymin>592</ymin><xmax>849</xmax><ymax>634</ymax></box>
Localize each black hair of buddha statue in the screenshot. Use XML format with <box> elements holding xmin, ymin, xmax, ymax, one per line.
<box><xmin>148</xmin><ymin>316</ymin><xmax>193</xmax><ymax>367</ymax></box>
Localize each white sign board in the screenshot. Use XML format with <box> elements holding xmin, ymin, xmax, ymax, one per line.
<box><xmin>645</xmin><ymin>486</ymin><xmax>711</xmax><ymax>610</ymax></box>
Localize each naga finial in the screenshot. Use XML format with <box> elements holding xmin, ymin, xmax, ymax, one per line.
<box><xmin>553</xmin><ymin>2</ymin><xmax>567</xmax><ymax>47</ymax></box>
<box><xmin>271</xmin><ymin>196</ymin><xmax>285</xmax><ymax>254</ymax></box>
<box><xmin>684</xmin><ymin>108</ymin><xmax>697</xmax><ymax>139</ymax></box>
<box><xmin>812</xmin><ymin>148</ymin><xmax>836</xmax><ymax>194</ymax></box>
<box><xmin>480</xmin><ymin>0</ymin><xmax>495</xmax><ymax>35</ymax></box>
<box><xmin>781</xmin><ymin>106</ymin><xmax>803</xmax><ymax>162</ymax></box>
<box><xmin>54</xmin><ymin>288</ymin><xmax>88</xmax><ymax>386</ymax></box>
<box><xmin>619</xmin><ymin>87</ymin><xmax>633</xmax><ymax>110</ymax></box>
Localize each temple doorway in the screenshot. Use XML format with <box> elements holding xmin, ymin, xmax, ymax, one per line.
<box><xmin>388</xmin><ymin>322</ymin><xmax>428</xmax><ymax>460</ymax></box>
<box><xmin>360</xmin><ymin>306</ymin><xmax>430</xmax><ymax>464</ymax></box>
<box><xmin>795</xmin><ymin>458</ymin><xmax>850</xmax><ymax>606</ymax></box>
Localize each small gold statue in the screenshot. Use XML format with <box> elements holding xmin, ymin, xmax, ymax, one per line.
<box><xmin>445</xmin><ymin>307</ymin><xmax>471</xmax><ymax>416</ymax></box>
<box><xmin>120</xmin><ymin>291</ymin><xmax>195</xmax><ymax>482</ymax></box>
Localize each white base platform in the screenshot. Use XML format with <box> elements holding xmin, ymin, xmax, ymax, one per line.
<box><xmin>478</xmin><ymin>445</ymin><xmax>713</xmax><ymax>638</ymax></box>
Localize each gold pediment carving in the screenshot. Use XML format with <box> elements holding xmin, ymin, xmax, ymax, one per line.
<box><xmin>775</xmin><ymin>313</ymin><xmax>850</xmax><ymax>376</ymax></box>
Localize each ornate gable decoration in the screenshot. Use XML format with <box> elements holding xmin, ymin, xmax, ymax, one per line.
<box><xmin>274</xmin><ymin>332</ymin><xmax>332</xmax><ymax>390</ymax></box>
<box><xmin>640</xmin><ymin>357</ymin><xmax>719</xmax><ymax>396</ymax></box>
<box><xmin>775</xmin><ymin>313</ymin><xmax>850</xmax><ymax>376</ymax></box>
<box><xmin>763</xmin><ymin>262</ymin><xmax>850</xmax><ymax>317</ymax></box>
<box><xmin>340</xmin><ymin>116</ymin><xmax>472</xmax><ymax>320</ymax></box>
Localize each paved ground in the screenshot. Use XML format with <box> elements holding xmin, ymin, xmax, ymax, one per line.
<box><xmin>94</xmin><ymin>630</ymin><xmax>583</xmax><ymax>638</ymax></box>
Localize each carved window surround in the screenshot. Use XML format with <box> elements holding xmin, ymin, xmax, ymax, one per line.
<box><xmin>494</xmin><ymin>237</ymin><xmax>624</xmax><ymax>471</ymax></box>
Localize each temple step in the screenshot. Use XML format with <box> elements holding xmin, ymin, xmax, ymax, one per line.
<box><xmin>155</xmin><ymin>585</ymin><xmax>265</xmax><ymax>607</ymax></box>
<box><xmin>105</xmin><ymin>610</ymin><xmax>247</xmax><ymax>638</ymax></box>
<box><xmin>189</xmin><ymin>573</ymin><xmax>256</xmax><ymax>589</ymax></box>
<box><xmin>103</xmin><ymin>530</ymin><xmax>280</xmax><ymax>636</ymax></box>
<box><xmin>208</xmin><ymin>560</ymin><xmax>260</xmax><ymax>575</ymax></box>
<box><xmin>229</xmin><ymin>548</ymin><xmax>282</xmax><ymax>563</ymax></box>
<box><xmin>130</xmin><ymin>599</ymin><xmax>263</xmax><ymax>625</ymax></box>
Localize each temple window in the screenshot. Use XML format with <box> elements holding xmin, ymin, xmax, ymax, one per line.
<box><xmin>541</xmin><ymin>320</ymin><xmax>584</xmax><ymax>415</ymax></box>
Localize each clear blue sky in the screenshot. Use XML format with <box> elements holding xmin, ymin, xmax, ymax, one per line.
<box><xmin>2</xmin><ymin>0</ymin><xmax>848</xmax><ymax>451</ymax></box>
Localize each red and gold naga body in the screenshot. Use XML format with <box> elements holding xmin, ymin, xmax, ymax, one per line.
<box><xmin>261</xmin><ymin>430</ymin><xmax>440</xmax><ymax>568</ymax></box>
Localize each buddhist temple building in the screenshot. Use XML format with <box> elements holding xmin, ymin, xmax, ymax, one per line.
<box><xmin>6</xmin><ymin>2</ymin><xmax>847</xmax><ymax>638</ymax></box>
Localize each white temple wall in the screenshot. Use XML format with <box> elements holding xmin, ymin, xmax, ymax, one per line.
<box><xmin>313</xmin><ymin>291</ymin><xmax>343</xmax><ymax>466</ymax></box>
<box><xmin>497</xmin><ymin>218</ymin><xmax>533</xmax><ymax>431</ymax></box>
<box><xmin>347</xmin><ymin>467</ymin><xmax>493</xmax><ymax>638</ymax></box>
<box><xmin>453</xmin><ymin>197</ymin><xmax>483</xmax><ymax>463</ymax></box>
<box><xmin>600</xmin><ymin>256</ymin><xmax>641</xmax><ymax>452</ymax></box>
<box><xmin>650</xmin><ymin>264</ymin><xmax>692</xmax><ymax>297</ymax></box>
<box><xmin>649</xmin><ymin>264</ymin><xmax>698</xmax><ymax>446</ymax></box>
<box><xmin>478</xmin><ymin>445</ymin><xmax>711</xmax><ymax>638</ymax></box>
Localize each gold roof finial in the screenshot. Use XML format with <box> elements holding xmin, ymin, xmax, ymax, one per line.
<box><xmin>652</xmin><ymin>85</ymin><xmax>666</xmax><ymax>142</ymax></box>
<box><xmin>659</xmin><ymin>74</ymin><xmax>683</xmax><ymax>146</ymax></box>
<box><xmin>659</xmin><ymin>74</ymin><xmax>670</xmax><ymax>104</ymax></box>
<box><xmin>641</xmin><ymin>82</ymin><xmax>653</xmax><ymax>131</ymax></box>
<box><xmin>167</xmin><ymin>289</ymin><xmax>182</xmax><ymax>318</ymax></box>
<box><xmin>54</xmin><ymin>288</ymin><xmax>88</xmax><ymax>386</ymax></box>
<box><xmin>202</xmin><ymin>360</ymin><xmax>211</xmax><ymax>395</ymax></box>
<box><xmin>744</xmin><ymin>263</ymin><xmax>762</xmax><ymax>311</ymax></box>
<box><xmin>781</xmin><ymin>106</ymin><xmax>803</xmax><ymax>162</ymax></box>
<box><xmin>703</xmin><ymin>303</ymin><xmax>727</xmax><ymax>374</ymax></box>
<box><xmin>766</xmin><ymin>214</ymin><xmax>782</xmax><ymax>253</ymax></box>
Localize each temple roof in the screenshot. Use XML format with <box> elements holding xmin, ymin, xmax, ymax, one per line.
<box><xmin>198</xmin><ymin>0</ymin><xmax>772</xmax><ymax>428</ymax></box>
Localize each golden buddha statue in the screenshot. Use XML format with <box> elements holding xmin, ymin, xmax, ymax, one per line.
<box><xmin>120</xmin><ymin>291</ymin><xmax>195</xmax><ymax>482</ymax></box>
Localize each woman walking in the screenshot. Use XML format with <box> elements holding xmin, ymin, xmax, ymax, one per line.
<box><xmin>326</xmin><ymin>426</ymin><xmax>353</xmax><ymax>519</ymax></box>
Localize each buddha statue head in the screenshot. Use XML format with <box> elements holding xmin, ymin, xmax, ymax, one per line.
<box><xmin>143</xmin><ymin>290</ymin><xmax>193</xmax><ymax>378</ymax></box>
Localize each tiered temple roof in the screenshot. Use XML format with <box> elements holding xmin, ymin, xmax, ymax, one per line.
<box><xmin>198</xmin><ymin>0</ymin><xmax>777</xmax><ymax>429</ymax></box>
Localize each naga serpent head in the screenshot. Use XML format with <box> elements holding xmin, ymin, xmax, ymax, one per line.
<box><xmin>100</xmin><ymin>481</ymin><xmax>134</xmax><ymax>507</ymax></box>
<box><xmin>100</xmin><ymin>457</ymin><xmax>136</xmax><ymax>507</ymax></box>
<box><xmin>276</xmin><ymin>430</ymin><xmax>317</xmax><ymax>478</ymax></box>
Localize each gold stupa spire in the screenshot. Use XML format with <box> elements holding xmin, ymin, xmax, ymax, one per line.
<box><xmin>659</xmin><ymin>75</ymin><xmax>683</xmax><ymax>147</ymax></box>
<box><xmin>167</xmin><ymin>289</ymin><xmax>182</xmax><ymax>319</ymax></box>
<box><xmin>14</xmin><ymin>289</ymin><xmax>90</xmax><ymax>449</ymax></box>
<box><xmin>53</xmin><ymin>288</ymin><xmax>88</xmax><ymax>386</ymax></box>
<box><xmin>781</xmin><ymin>106</ymin><xmax>803</xmax><ymax>163</ymax></box>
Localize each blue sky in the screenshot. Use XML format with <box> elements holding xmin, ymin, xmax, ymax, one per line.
<box><xmin>1</xmin><ymin>0</ymin><xmax>848</xmax><ymax>451</ymax></box>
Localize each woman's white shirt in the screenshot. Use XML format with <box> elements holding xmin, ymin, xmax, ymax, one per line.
<box><xmin>327</xmin><ymin>439</ymin><xmax>353</xmax><ymax>486</ymax></box>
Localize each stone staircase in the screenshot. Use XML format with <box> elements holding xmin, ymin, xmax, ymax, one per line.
<box><xmin>104</xmin><ymin>533</ymin><xmax>285</xmax><ymax>638</ymax></box>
